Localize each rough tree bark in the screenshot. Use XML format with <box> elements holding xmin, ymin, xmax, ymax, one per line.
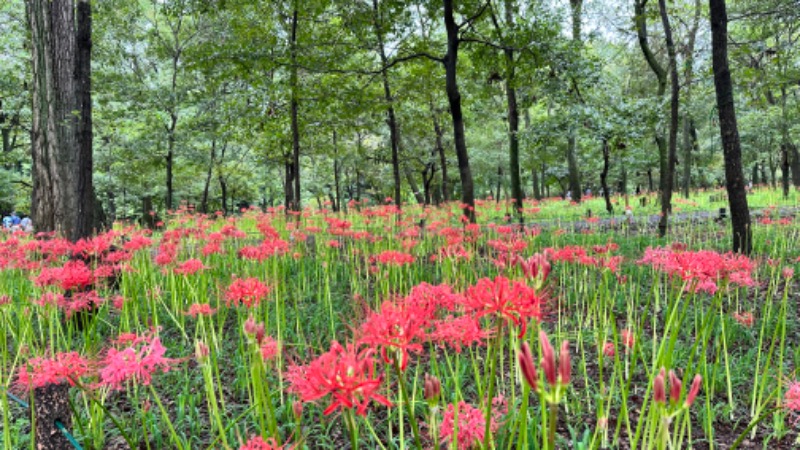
<box><xmin>657</xmin><ymin>0</ymin><xmax>679</xmax><ymax>238</ymax></box>
<box><xmin>709</xmin><ymin>0</ymin><xmax>752</xmax><ymax>254</ymax></box>
<box><xmin>28</xmin><ymin>0</ymin><xmax>97</xmax><ymax>242</ymax></box>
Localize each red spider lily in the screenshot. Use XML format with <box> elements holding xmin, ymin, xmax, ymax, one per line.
<box><xmin>286</xmin><ymin>341</ymin><xmax>392</xmax><ymax>416</ymax></box>
<box><xmin>226</xmin><ymin>277</ymin><xmax>270</xmax><ymax>308</ymax></box>
<box><xmin>603</xmin><ymin>342</ymin><xmax>615</xmax><ymax>357</ymax></box>
<box><xmin>17</xmin><ymin>352</ymin><xmax>90</xmax><ymax>389</ymax></box>
<box><xmin>620</xmin><ymin>329</ymin><xmax>635</xmax><ymax>351</ymax></box>
<box><xmin>427</xmin><ymin>315</ymin><xmax>490</xmax><ymax>353</ymax></box>
<box><xmin>99</xmin><ymin>334</ymin><xmax>176</xmax><ymax>390</ymax></box>
<box><xmin>260</xmin><ymin>337</ymin><xmax>280</xmax><ymax>361</ymax></box>
<box><xmin>239</xmin><ymin>436</ymin><xmax>289</xmax><ymax>450</ymax></box>
<box><xmin>59</xmin><ymin>290</ymin><xmax>104</xmax><ymax>318</ymax></box>
<box><xmin>424</xmin><ymin>374</ymin><xmax>441</xmax><ymax>402</ymax></box>
<box><xmin>173</xmin><ymin>258</ymin><xmax>207</xmax><ymax>275</ymax></box>
<box><xmin>358</xmin><ymin>300</ymin><xmax>430</xmax><ymax>371</ymax></box>
<box><xmin>638</xmin><ymin>247</ymin><xmax>756</xmax><ymax>294</ymax></box>
<box><xmin>784</xmin><ymin>380</ymin><xmax>800</xmax><ymax>413</ymax></box>
<box><xmin>34</xmin><ymin>260</ymin><xmax>95</xmax><ymax>292</ymax></box>
<box><xmin>654</xmin><ymin>368</ymin><xmax>667</xmax><ymax>404</ymax></box>
<box><xmin>404</xmin><ymin>282</ymin><xmax>465</xmax><ymax>312</ymax></box>
<box><xmin>375</xmin><ymin>250</ymin><xmax>415</xmax><ymax>266</ymax></box>
<box><xmin>439</xmin><ymin>401</ymin><xmax>498</xmax><ymax>449</ymax></box>
<box><xmin>518</xmin><ymin>342</ymin><xmax>538</xmax><ymax>391</ymax></box>
<box><xmin>514</xmin><ymin>253</ymin><xmax>551</xmax><ymax>287</ymax></box>
<box><xmin>464</xmin><ymin>276</ymin><xmax>544</xmax><ymax>338</ymax></box>
<box><xmin>732</xmin><ymin>311</ymin><xmax>754</xmax><ymax>327</ymax></box>
<box><xmin>186</xmin><ymin>303</ymin><xmax>217</xmax><ymax>317</ymax></box>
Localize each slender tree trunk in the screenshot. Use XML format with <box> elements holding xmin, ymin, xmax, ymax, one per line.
<box><xmin>709</xmin><ymin>0</ymin><xmax>752</xmax><ymax>254</ymax></box>
<box><xmin>443</xmin><ymin>0</ymin><xmax>476</xmax><ymax>222</ymax></box>
<box><xmin>600</xmin><ymin>139</ymin><xmax>612</xmax><ymax>213</ymax></box>
<box><xmin>404</xmin><ymin>165</ymin><xmax>424</xmax><ymax>204</ymax></box>
<box><xmin>657</xmin><ymin>0</ymin><xmax>679</xmax><ymax>237</ymax></box>
<box><xmin>634</xmin><ymin>0</ymin><xmax>668</xmax><ymax>196</ymax></box>
<box><xmin>28</xmin><ymin>0</ymin><xmax>96</xmax><ymax>241</ymax></box>
<box><xmin>288</xmin><ymin>3</ymin><xmax>301</xmax><ymax>211</ymax></box>
<box><xmin>217</xmin><ymin>142</ymin><xmax>228</xmax><ymax>214</ymax></box>
<box><xmin>166</xmin><ymin>113</ymin><xmax>176</xmax><ymax>210</ymax></box>
<box><xmin>201</xmin><ymin>139</ymin><xmax>216</xmax><ymax>213</ymax></box>
<box><xmin>372</xmin><ymin>0</ymin><xmax>402</xmax><ymax>209</ymax></box>
<box><xmin>682</xmin><ymin>0</ymin><xmax>701</xmax><ymax>198</ymax></box>
<box><xmin>781</xmin><ymin>144</ymin><xmax>790</xmax><ymax>197</ymax></box>
<box><xmin>431</xmin><ymin>102</ymin><xmax>448</xmax><ymax>203</ymax></box>
<box><xmin>567</xmin><ymin>0</ymin><xmax>583</xmax><ymax>203</ymax></box>
<box><xmin>333</xmin><ymin>130</ymin><xmax>341</xmax><ymax>213</ymax></box>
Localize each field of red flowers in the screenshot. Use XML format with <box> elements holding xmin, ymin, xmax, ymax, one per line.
<box><xmin>2</xmin><ymin>198</ymin><xmax>800</xmax><ymax>449</ymax></box>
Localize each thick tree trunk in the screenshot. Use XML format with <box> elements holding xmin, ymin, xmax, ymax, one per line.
<box><xmin>709</xmin><ymin>0</ymin><xmax>752</xmax><ymax>254</ymax></box>
<box><xmin>443</xmin><ymin>0</ymin><xmax>476</xmax><ymax>222</ymax></box>
<box><xmin>657</xmin><ymin>0</ymin><xmax>679</xmax><ymax>238</ymax></box>
<box><xmin>600</xmin><ymin>139</ymin><xmax>612</xmax><ymax>213</ymax></box>
<box><xmin>28</xmin><ymin>0</ymin><xmax>96</xmax><ymax>242</ymax></box>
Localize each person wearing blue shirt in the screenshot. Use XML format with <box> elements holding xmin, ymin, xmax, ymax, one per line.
<box><xmin>2</xmin><ymin>215</ymin><xmax>11</xmax><ymax>229</ymax></box>
<box><xmin>10</xmin><ymin>212</ymin><xmax>20</xmax><ymax>226</ymax></box>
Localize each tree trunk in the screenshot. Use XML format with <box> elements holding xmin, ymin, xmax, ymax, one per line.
<box><xmin>443</xmin><ymin>0</ymin><xmax>476</xmax><ymax>222</ymax></box>
<box><xmin>781</xmin><ymin>144</ymin><xmax>790</xmax><ymax>197</ymax></box>
<box><xmin>372</xmin><ymin>0</ymin><xmax>403</xmax><ymax>209</ymax></box>
<box><xmin>431</xmin><ymin>102</ymin><xmax>448</xmax><ymax>203</ymax></box>
<box><xmin>567</xmin><ymin>0</ymin><xmax>583</xmax><ymax>204</ymax></box>
<box><xmin>600</xmin><ymin>139</ymin><xmax>612</xmax><ymax>213</ymax></box>
<box><xmin>404</xmin><ymin>165</ymin><xmax>424</xmax><ymax>204</ymax></box>
<box><xmin>28</xmin><ymin>0</ymin><xmax>97</xmax><ymax>242</ymax></box>
<box><xmin>634</xmin><ymin>0</ymin><xmax>668</xmax><ymax>196</ymax></box>
<box><xmin>333</xmin><ymin>130</ymin><xmax>341</xmax><ymax>213</ymax></box>
<box><xmin>657</xmin><ymin>0</ymin><xmax>679</xmax><ymax>238</ymax></box>
<box><xmin>288</xmin><ymin>3</ymin><xmax>301</xmax><ymax>211</ymax></box>
<box><xmin>681</xmin><ymin>0</ymin><xmax>701</xmax><ymax>198</ymax></box>
<box><xmin>200</xmin><ymin>139</ymin><xmax>216</xmax><ymax>213</ymax></box>
<box><xmin>218</xmin><ymin>143</ymin><xmax>228</xmax><ymax>215</ymax></box>
<box><xmin>709</xmin><ymin>0</ymin><xmax>752</xmax><ymax>254</ymax></box>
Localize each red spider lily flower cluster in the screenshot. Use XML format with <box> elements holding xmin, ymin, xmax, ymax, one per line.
<box><xmin>34</xmin><ymin>260</ymin><xmax>95</xmax><ymax>291</ymax></box>
<box><xmin>173</xmin><ymin>258</ymin><xmax>207</xmax><ymax>275</ymax></box>
<box><xmin>638</xmin><ymin>247</ymin><xmax>756</xmax><ymax>294</ymax></box>
<box><xmin>99</xmin><ymin>332</ymin><xmax>176</xmax><ymax>390</ymax></box>
<box><xmin>16</xmin><ymin>352</ymin><xmax>91</xmax><ymax>389</ymax></box>
<box><xmin>358</xmin><ymin>300</ymin><xmax>429</xmax><ymax>371</ymax></box>
<box><xmin>186</xmin><ymin>303</ymin><xmax>217</xmax><ymax>317</ymax></box>
<box><xmin>653</xmin><ymin>368</ymin><xmax>702</xmax><ymax>409</ymax></box>
<box><xmin>287</xmin><ymin>341</ymin><xmax>392</xmax><ymax>416</ymax></box>
<box><xmin>226</xmin><ymin>277</ymin><xmax>271</xmax><ymax>308</ymax></box>
<box><xmin>544</xmin><ymin>244</ymin><xmax>623</xmax><ymax>273</ymax></box>
<box><xmin>439</xmin><ymin>400</ymin><xmax>501</xmax><ymax>449</ymax></box>
<box><xmin>465</xmin><ymin>276</ymin><xmax>544</xmax><ymax>338</ymax></box>
<box><xmin>374</xmin><ymin>250</ymin><xmax>415</xmax><ymax>266</ymax></box>
<box><xmin>786</xmin><ymin>381</ymin><xmax>800</xmax><ymax>417</ymax></box>
<box><xmin>239</xmin><ymin>436</ymin><xmax>290</xmax><ymax>450</ymax></box>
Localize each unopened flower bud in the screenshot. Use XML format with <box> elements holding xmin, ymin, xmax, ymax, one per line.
<box><xmin>518</xmin><ymin>342</ymin><xmax>538</xmax><ymax>391</ymax></box>
<box><xmin>539</xmin><ymin>330</ymin><xmax>557</xmax><ymax>386</ymax></box>
<box><xmin>654</xmin><ymin>368</ymin><xmax>666</xmax><ymax>404</ymax></box>
<box><xmin>684</xmin><ymin>374</ymin><xmax>702</xmax><ymax>408</ymax></box>
<box><xmin>424</xmin><ymin>374</ymin><xmax>441</xmax><ymax>403</ymax></box>
<box><xmin>293</xmin><ymin>400</ymin><xmax>304</xmax><ymax>418</ymax></box>
<box><xmin>669</xmin><ymin>370</ymin><xmax>682</xmax><ymax>404</ymax></box>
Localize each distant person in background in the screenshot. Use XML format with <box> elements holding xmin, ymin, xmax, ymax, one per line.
<box><xmin>565</xmin><ymin>190</ymin><xmax>572</xmax><ymax>201</ymax></box>
<box><xmin>20</xmin><ymin>214</ymin><xmax>33</xmax><ymax>232</ymax></box>
<box><xmin>2</xmin><ymin>214</ymin><xmax>11</xmax><ymax>229</ymax></box>
<box><xmin>10</xmin><ymin>212</ymin><xmax>20</xmax><ymax>227</ymax></box>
